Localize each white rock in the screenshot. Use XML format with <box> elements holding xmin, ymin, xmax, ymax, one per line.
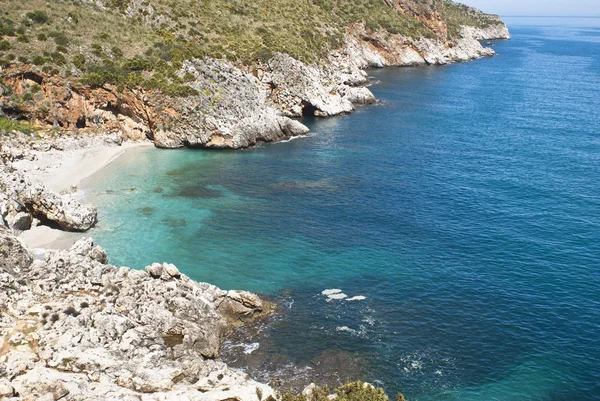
<box><xmin>145</xmin><ymin>262</ymin><xmax>163</xmax><ymax>277</ymax></box>
<box><xmin>163</xmin><ymin>263</ymin><xmax>180</xmax><ymax>278</ymax></box>
<box><xmin>0</xmin><ymin>380</ymin><xmax>14</xmax><ymax>397</ymax></box>
<box><xmin>321</xmin><ymin>289</ymin><xmax>342</xmax><ymax>296</ymax></box>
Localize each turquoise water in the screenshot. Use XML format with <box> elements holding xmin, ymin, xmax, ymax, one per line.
<box><xmin>83</xmin><ymin>18</ymin><xmax>600</xmax><ymax>400</ymax></box>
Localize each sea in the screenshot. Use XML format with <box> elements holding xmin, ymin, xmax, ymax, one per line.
<box><xmin>82</xmin><ymin>17</ymin><xmax>600</xmax><ymax>400</ymax></box>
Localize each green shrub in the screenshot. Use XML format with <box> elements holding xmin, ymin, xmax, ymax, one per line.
<box><xmin>123</xmin><ymin>56</ymin><xmax>153</xmax><ymax>71</ymax></box>
<box><xmin>281</xmin><ymin>381</ymin><xmax>403</xmax><ymax>401</ymax></box>
<box><xmin>0</xmin><ymin>17</ymin><xmax>17</xmax><ymax>37</ymax></box>
<box><xmin>55</xmin><ymin>45</ymin><xmax>67</xmax><ymax>53</ymax></box>
<box><xmin>51</xmin><ymin>52</ymin><xmax>67</xmax><ymax>65</ymax></box>
<box><xmin>0</xmin><ymin>40</ymin><xmax>10</xmax><ymax>50</ymax></box>
<box><xmin>17</xmin><ymin>35</ymin><xmax>30</xmax><ymax>43</ymax></box>
<box><xmin>26</xmin><ymin>11</ymin><xmax>49</xmax><ymax>24</ymax></box>
<box><xmin>32</xmin><ymin>55</ymin><xmax>47</xmax><ymax>65</ymax></box>
<box><xmin>72</xmin><ymin>53</ymin><xmax>86</xmax><ymax>69</ymax></box>
<box><xmin>49</xmin><ymin>32</ymin><xmax>69</xmax><ymax>46</ymax></box>
<box><xmin>67</xmin><ymin>12</ymin><xmax>79</xmax><ymax>24</ymax></box>
<box><xmin>91</xmin><ymin>43</ymin><xmax>104</xmax><ymax>57</ymax></box>
<box><xmin>111</xmin><ymin>46</ymin><xmax>123</xmax><ymax>58</ymax></box>
<box><xmin>0</xmin><ymin>117</ymin><xmax>38</xmax><ymax>134</ymax></box>
<box><xmin>37</xmin><ymin>33</ymin><xmax>47</xmax><ymax>41</ymax></box>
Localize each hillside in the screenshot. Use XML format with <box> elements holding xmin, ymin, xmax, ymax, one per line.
<box><xmin>0</xmin><ymin>0</ymin><xmax>510</xmax><ymax>149</ymax></box>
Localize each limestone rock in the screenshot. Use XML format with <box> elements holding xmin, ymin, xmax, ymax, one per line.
<box><xmin>0</xmin><ymin>159</ymin><xmax>97</xmax><ymax>232</ymax></box>
<box><xmin>0</xmin><ymin>380</ymin><xmax>14</xmax><ymax>397</ymax></box>
<box><xmin>145</xmin><ymin>262</ymin><xmax>163</xmax><ymax>277</ymax></box>
<box><xmin>6</xmin><ymin>211</ymin><xmax>33</xmax><ymax>231</ymax></box>
<box><xmin>0</xmin><ymin>232</ymin><xmax>277</xmax><ymax>400</ymax></box>
<box><xmin>164</xmin><ymin>263</ymin><xmax>180</xmax><ymax>278</ymax></box>
<box><xmin>0</xmin><ymin>226</ymin><xmax>33</xmax><ymax>274</ymax></box>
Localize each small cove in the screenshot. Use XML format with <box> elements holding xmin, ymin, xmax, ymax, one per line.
<box><xmin>82</xmin><ymin>17</ymin><xmax>600</xmax><ymax>400</ymax></box>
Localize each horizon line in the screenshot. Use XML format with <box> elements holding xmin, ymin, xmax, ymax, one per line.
<box><xmin>500</xmin><ymin>15</ymin><xmax>600</xmax><ymax>18</ymax></box>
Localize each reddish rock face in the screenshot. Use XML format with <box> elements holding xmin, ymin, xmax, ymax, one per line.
<box><xmin>0</xmin><ymin>65</ymin><xmax>161</xmax><ymax>141</ymax></box>
<box><xmin>394</xmin><ymin>0</ymin><xmax>449</xmax><ymax>38</ymax></box>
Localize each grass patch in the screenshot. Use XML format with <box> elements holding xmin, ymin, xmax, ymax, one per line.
<box><xmin>0</xmin><ymin>116</ymin><xmax>39</xmax><ymax>134</ymax></box>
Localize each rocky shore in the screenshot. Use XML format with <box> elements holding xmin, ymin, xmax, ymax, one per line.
<box><xmin>0</xmin><ymin>135</ymin><xmax>287</xmax><ymax>400</ymax></box>
<box><xmin>1</xmin><ymin>22</ymin><xmax>509</xmax><ymax>151</ymax></box>
<box><xmin>0</xmin><ymin>7</ymin><xmax>511</xmax><ymax>399</ymax></box>
<box><xmin>0</xmin><ymin>228</ymin><xmax>277</xmax><ymax>400</ymax></box>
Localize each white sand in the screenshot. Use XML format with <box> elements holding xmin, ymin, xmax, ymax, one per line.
<box><xmin>13</xmin><ymin>141</ymin><xmax>152</xmax><ymax>194</ymax></box>
<box><xmin>15</xmin><ymin>141</ymin><xmax>153</xmax><ymax>250</ymax></box>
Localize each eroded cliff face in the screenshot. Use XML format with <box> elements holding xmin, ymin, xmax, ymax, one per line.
<box><xmin>0</xmin><ymin>4</ymin><xmax>509</xmax><ymax>150</ymax></box>
<box><xmin>342</xmin><ymin>23</ymin><xmax>509</xmax><ymax>69</ymax></box>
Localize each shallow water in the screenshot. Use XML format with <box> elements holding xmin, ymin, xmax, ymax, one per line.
<box><xmin>83</xmin><ymin>17</ymin><xmax>600</xmax><ymax>400</ymax></box>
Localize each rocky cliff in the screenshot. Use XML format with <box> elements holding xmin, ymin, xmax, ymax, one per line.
<box><xmin>0</xmin><ymin>0</ymin><xmax>509</xmax><ymax>149</ymax></box>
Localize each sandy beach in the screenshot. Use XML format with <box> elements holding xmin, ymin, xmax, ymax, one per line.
<box><xmin>14</xmin><ymin>140</ymin><xmax>153</xmax><ymax>249</ymax></box>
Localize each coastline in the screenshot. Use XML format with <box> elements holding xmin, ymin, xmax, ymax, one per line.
<box><xmin>13</xmin><ymin>140</ymin><xmax>153</xmax><ymax>194</ymax></box>
<box><xmin>0</xmin><ymin>10</ymin><xmax>512</xmax><ymax>399</ymax></box>
<box><xmin>14</xmin><ymin>140</ymin><xmax>153</xmax><ymax>250</ymax></box>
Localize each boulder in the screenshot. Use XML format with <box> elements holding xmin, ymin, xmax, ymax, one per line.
<box><xmin>6</xmin><ymin>211</ymin><xmax>33</xmax><ymax>231</ymax></box>
<box><xmin>0</xmin><ymin>160</ymin><xmax>97</xmax><ymax>232</ymax></box>
<box><xmin>164</xmin><ymin>263</ymin><xmax>180</xmax><ymax>278</ymax></box>
<box><xmin>0</xmin><ymin>226</ymin><xmax>33</xmax><ymax>273</ymax></box>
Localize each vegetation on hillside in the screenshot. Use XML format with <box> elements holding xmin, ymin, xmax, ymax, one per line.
<box><xmin>0</xmin><ymin>0</ymin><xmax>503</xmax><ymax>98</ymax></box>
<box><xmin>441</xmin><ymin>0</ymin><xmax>504</xmax><ymax>38</ymax></box>
<box><xmin>0</xmin><ymin>116</ymin><xmax>38</xmax><ymax>135</ymax></box>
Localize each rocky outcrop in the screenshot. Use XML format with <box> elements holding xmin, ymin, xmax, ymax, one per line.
<box><xmin>0</xmin><ymin>12</ymin><xmax>509</xmax><ymax>151</ymax></box>
<box><xmin>0</xmin><ymin>226</ymin><xmax>33</xmax><ymax>274</ymax></box>
<box><xmin>342</xmin><ymin>23</ymin><xmax>507</xmax><ymax>69</ymax></box>
<box><xmin>0</xmin><ymin>67</ymin><xmax>153</xmax><ymax>142</ymax></box>
<box><xmin>152</xmin><ymin>58</ymin><xmax>310</xmax><ymax>149</ymax></box>
<box><xmin>261</xmin><ymin>53</ymin><xmax>375</xmax><ymax>118</ymax></box>
<box><xmin>468</xmin><ymin>23</ymin><xmax>511</xmax><ymax>41</ymax></box>
<box><xmin>0</xmin><ymin>157</ymin><xmax>97</xmax><ymax>231</ymax></box>
<box><xmin>0</xmin><ymin>232</ymin><xmax>276</xmax><ymax>400</ymax></box>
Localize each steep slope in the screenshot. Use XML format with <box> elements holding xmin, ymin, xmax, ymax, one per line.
<box><xmin>0</xmin><ymin>0</ymin><xmax>509</xmax><ymax>149</ymax></box>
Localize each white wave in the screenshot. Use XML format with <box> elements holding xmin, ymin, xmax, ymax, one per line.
<box><xmin>362</xmin><ymin>316</ymin><xmax>376</xmax><ymax>326</ymax></box>
<box><xmin>277</xmin><ymin>134</ymin><xmax>313</xmax><ymax>144</ymax></box>
<box><xmin>346</xmin><ymin>295</ymin><xmax>366</xmax><ymax>301</ymax></box>
<box><xmin>327</xmin><ymin>293</ymin><xmax>348</xmax><ymax>300</ymax></box>
<box><xmin>286</xmin><ymin>298</ymin><xmax>295</xmax><ymax>309</ymax></box>
<box><xmin>242</xmin><ymin>342</ymin><xmax>260</xmax><ymax>354</ymax></box>
<box><xmin>336</xmin><ymin>325</ymin><xmax>370</xmax><ymax>338</ymax></box>
<box><xmin>321</xmin><ymin>289</ymin><xmax>342</xmax><ymax>296</ymax></box>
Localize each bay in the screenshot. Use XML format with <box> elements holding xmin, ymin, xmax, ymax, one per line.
<box><xmin>83</xmin><ymin>17</ymin><xmax>600</xmax><ymax>400</ymax></box>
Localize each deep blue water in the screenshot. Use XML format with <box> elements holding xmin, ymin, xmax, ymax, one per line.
<box><xmin>83</xmin><ymin>18</ymin><xmax>600</xmax><ymax>400</ymax></box>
